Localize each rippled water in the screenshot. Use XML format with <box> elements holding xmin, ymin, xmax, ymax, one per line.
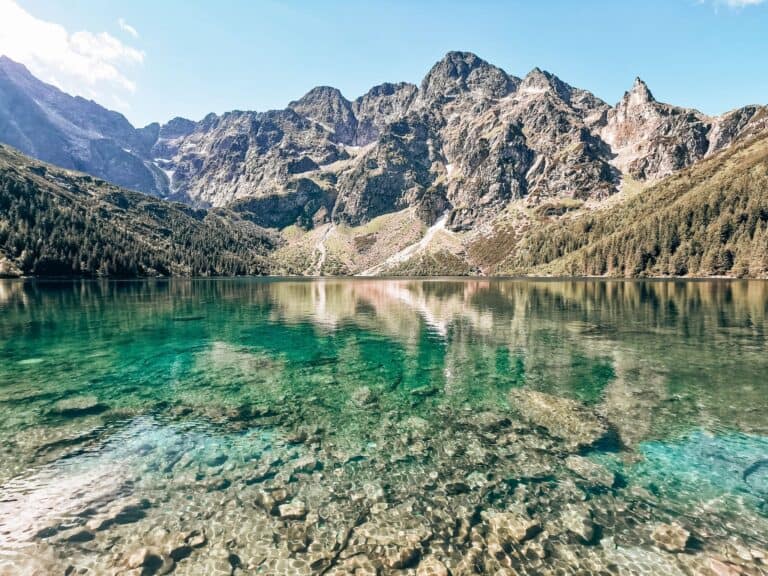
<box><xmin>0</xmin><ymin>279</ymin><xmax>766</xmax><ymax>575</ymax></box>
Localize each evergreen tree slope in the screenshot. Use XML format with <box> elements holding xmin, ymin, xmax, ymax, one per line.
<box><xmin>0</xmin><ymin>144</ymin><xmax>278</xmax><ymax>277</ymax></box>
<box><xmin>499</xmin><ymin>132</ymin><xmax>768</xmax><ymax>277</ymax></box>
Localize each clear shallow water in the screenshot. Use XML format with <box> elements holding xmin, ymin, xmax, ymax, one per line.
<box><xmin>0</xmin><ymin>278</ymin><xmax>766</xmax><ymax>575</ymax></box>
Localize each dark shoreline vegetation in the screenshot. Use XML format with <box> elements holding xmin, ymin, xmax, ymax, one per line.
<box><xmin>0</xmin><ymin>278</ymin><xmax>766</xmax><ymax>574</ymax></box>
<box><xmin>0</xmin><ymin>145</ymin><xmax>277</xmax><ymax>278</ymax></box>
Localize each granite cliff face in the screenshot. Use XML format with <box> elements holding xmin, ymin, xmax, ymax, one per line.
<box><xmin>0</xmin><ymin>51</ymin><xmax>766</xmax><ymax>257</ymax></box>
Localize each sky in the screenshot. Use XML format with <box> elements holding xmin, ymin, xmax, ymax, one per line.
<box><xmin>0</xmin><ymin>0</ymin><xmax>767</xmax><ymax>127</ymax></box>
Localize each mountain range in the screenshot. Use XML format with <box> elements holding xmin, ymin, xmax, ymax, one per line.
<box><xmin>0</xmin><ymin>51</ymin><xmax>766</xmax><ymax>278</ymax></box>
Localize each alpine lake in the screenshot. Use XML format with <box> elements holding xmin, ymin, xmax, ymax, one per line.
<box><xmin>0</xmin><ymin>278</ymin><xmax>766</xmax><ymax>575</ymax></box>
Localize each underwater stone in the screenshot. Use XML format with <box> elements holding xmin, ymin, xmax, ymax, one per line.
<box><xmin>351</xmin><ymin>386</ymin><xmax>376</xmax><ymax>407</ymax></box>
<box><xmin>416</xmin><ymin>555</ymin><xmax>449</xmax><ymax>576</ymax></box>
<box><xmin>125</xmin><ymin>547</ymin><xmax>175</xmax><ymax>574</ymax></box>
<box><xmin>50</xmin><ymin>396</ymin><xmax>109</xmax><ymax>418</ymax></box>
<box><xmin>291</xmin><ymin>456</ymin><xmax>321</xmax><ymax>475</ymax></box>
<box><xmin>509</xmin><ymin>389</ymin><xmax>608</xmax><ymax>450</ymax></box>
<box><xmin>286</xmin><ymin>429</ymin><xmax>308</xmax><ymax>444</ymax></box>
<box><xmin>62</xmin><ymin>529</ymin><xmax>95</xmax><ymax>543</ymax></box>
<box><xmin>185</xmin><ymin>528</ymin><xmax>207</xmax><ymax>549</ymax></box>
<box><xmin>410</xmin><ymin>385</ymin><xmax>438</xmax><ymax>397</ymax></box>
<box><xmin>381</xmin><ymin>544</ymin><xmax>421</xmax><ymax>569</ymax></box>
<box><xmin>565</xmin><ymin>455</ymin><xmax>615</xmax><ymax>488</ymax></box>
<box><xmin>473</xmin><ymin>411</ymin><xmax>512</xmax><ymax>433</ymax></box>
<box><xmin>285</xmin><ymin>524</ymin><xmax>310</xmax><ymax>553</ymax></box>
<box><xmin>205</xmin><ymin>452</ymin><xmax>228</xmax><ymax>467</ymax></box>
<box><xmin>278</xmin><ymin>500</ymin><xmax>308</xmax><ymax>520</ymax></box>
<box><xmin>486</xmin><ymin>510</ymin><xmax>542</xmax><ymax>545</ymax></box>
<box><xmin>562</xmin><ymin>506</ymin><xmax>596</xmax><ymax>544</ymax></box>
<box><xmin>651</xmin><ymin>522</ymin><xmax>690</xmax><ymax>552</ymax></box>
<box><xmin>707</xmin><ymin>557</ymin><xmax>746</xmax><ymax>576</ymax></box>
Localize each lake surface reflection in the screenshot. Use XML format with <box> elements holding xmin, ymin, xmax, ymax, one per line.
<box><xmin>0</xmin><ymin>279</ymin><xmax>766</xmax><ymax>574</ymax></box>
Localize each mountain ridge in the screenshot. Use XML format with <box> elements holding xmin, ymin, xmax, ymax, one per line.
<box><xmin>0</xmin><ymin>51</ymin><xmax>767</xmax><ymax>278</ymax></box>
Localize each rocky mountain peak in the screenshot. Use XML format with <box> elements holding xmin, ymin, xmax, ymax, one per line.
<box><xmin>624</xmin><ymin>77</ymin><xmax>655</xmax><ymax>107</ymax></box>
<box><xmin>288</xmin><ymin>86</ymin><xmax>356</xmax><ymax>144</ymax></box>
<box><xmin>352</xmin><ymin>82</ymin><xmax>418</xmax><ymax>145</ymax></box>
<box><xmin>291</xmin><ymin>85</ymin><xmax>349</xmax><ymax>107</ymax></box>
<box><xmin>519</xmin><ymin>67</ymin><xmax>574</xmax><ymax>102</ymax></box>
<box><xmin>419</xmin><ymin>51</ymin><xmax>515</xmax><ymax>103</ymax></box>
<box><xmin>158</xmin><ymin>116</ymin><xmax>196</xmax><ymax>139</ymax></box>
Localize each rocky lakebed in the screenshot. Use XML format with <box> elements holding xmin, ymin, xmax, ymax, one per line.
<box><xmin>0</xmin><ymin>279</ymin><xmax>766</xmax><ymax>575</ymax></box>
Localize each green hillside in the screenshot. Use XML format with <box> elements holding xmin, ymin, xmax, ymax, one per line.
<box><xmin>0</xmin><ymin>145</ymin><xmax>278</xmax><ymax>277</ymax></box>
<box><xmin>495</xmin><ymin>133</ymin><xmax>768</xmax><ymax>278</ymax></box>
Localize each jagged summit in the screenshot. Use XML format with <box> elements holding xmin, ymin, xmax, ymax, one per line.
<box><xmin>158</xmin><ymin>116</ymin><xmax>196</xmax><ymax>139</ymax></box>
<box><xmin>290</xmin><ymin>85</ymin><xmax>350</xmax><ymax>106</ymax></box>
<box><xmin>625</xmin><ymin>77</ymin><xmax>655</xmax><ymax>105</ymax></box>
<box><xmin>0</xmin><ymin>54</ymin><xmax>24</xmax><ymax>72</ymax></box>
<box><xmin>288</xmin><ymin>85</ymin><xmax>356</xmax><ymax>144</ymax></box>
<box><xmin>419</xmin><ymin>51</ymin><xmax>516</xmax><ymax>102</ymax></box>
<box><xmin>519</xmin><ymin>67</ymin><xmax>571</xmax><ymax>99</ymax></box>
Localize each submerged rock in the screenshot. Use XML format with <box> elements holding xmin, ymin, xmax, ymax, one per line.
<box><xmin>485</xmin><ymin>509</ymin><xmax>542</xmax><ymax>546</ymax></box>
<box><xmin>416</xmin><ymin>556</ymin><xmax>449</xmax><ymax>576</ymax></box>
<box><xmin>651</xmin><ymin>522</ymin><xmax>690</xmax><ymax>552</ymax></box>
<box><xmin>50</xmin><ymin>396</ymin><xmax>109</xmax><ymax>418</ymax></box>
<box><xmin>351</xmin><ymin>386</ymin><xmax>376</xmax><ymax>407</ymax></box>
<box><xmin>509</xmin><ymin>389</ymin><xmax>609</xmax><ymax>450</ymax></box>
<box><xmin>561</xmin><ymin>505</ymin><xmax>597</xmax><ymax>544</ymax></box>
<box><xmin>382</xmin><ymin>544</ymin><xmax>421</xmax><ymax>569</ymax></box>
<box><xmin>565</xmin><ymin>455</ymin><xmax>616</xmax><ymax>488</ymax></box>
<box><xmin>125</xmin><ymin>547</ymin><xmax>175</xmax><ymax>575</ymax></box>
<box><xmin>278</xmin><ymin>500</ymin><xmax>308</xmax><ymax>520</ymax></box>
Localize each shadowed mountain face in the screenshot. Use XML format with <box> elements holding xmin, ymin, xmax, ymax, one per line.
<box><xmin>0</xmin><ymin>56</ymin><xmax>165</xmax><ymax>197</ymax></box>
<box><xmin>1</xmin><ymin>51</ymin><xmax>766</xmax><ymax>232</ymax></box>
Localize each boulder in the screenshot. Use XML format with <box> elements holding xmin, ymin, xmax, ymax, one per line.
<box><xmin>125</xmin><ymin>547</ymin><xmax>175</xmax><ymax>575</ymax></box>
<box><xmin>485</xmin><ymin>510</ymin><xmax>541</xmax><ymax>546</ymax></box>
<box><xmin>651</xmin><ymin>522</ymin><xmax>690</xmax><ymax>553</ymax></box>
<box><xmin>50</xmin><ymin>396</ymin><xmax>109</xmax><ymax>418</ymax></box>
<box><xmin>565</xmin><ymin>455</ymin><xmax>616</xmax><ymax>488</ymax></box>
<box><xmin>561</xmin><ymin>506</ymin><xmax>596</xmax><ymax>543</ymax></box>
<box><xmin>416</xmin><ymin>556</ymin><xmax>449</xmax><ymax>576</ymax></box>
<box><xmin>509</xmin><ymin>389</ymin><xmax>608</xmax><ymax>450</ymax></box>
<box><xmin>278</xmin><ymin>500</ymin><xmax>308</xmax><ymax>520</ymax></box>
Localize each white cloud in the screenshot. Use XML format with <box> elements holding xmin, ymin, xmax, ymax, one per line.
<box><xmin>0</xmin><ymin>0</ymin><xmax>144</xmax><ymax>112</ymax></box>
<box><xmin>118</xmin><ymin>17</ymin><xmax>139</xmax><ymax>39</ymax></box>
<box><xmin>705</xmin><ymin>0</ymin><xmax>766</xmax><ymax>7</ymax></box>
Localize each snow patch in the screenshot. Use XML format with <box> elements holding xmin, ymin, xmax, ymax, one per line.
<box><xmin>161</xmin><ymin>167</ymin><xmax>175</xmax><ymax>187</ymax></box>
<box><xmin>311</xmin><ymin>224</ymin><xmax>334</xmax><ymax>276</ymax></box>
<box><xmin>446</xmin><ymin>163</ymin><xmax>455</xmax><ymax>178</ymax></box>
<box><xmin>152</xmin><ymin>160</ymin><xmax>175</xmax><ymax>188</ymax></box>
<box><xmin>360</xmin><ymin>213</ymin><xmax>450</xmax><ymax>276</ymax></box>
<box><xmin>519</xmin><ymin>86</ymin><xmax>548</xmax><ymax>95</ymax></box>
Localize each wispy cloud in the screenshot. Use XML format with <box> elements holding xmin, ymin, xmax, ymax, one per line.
<box><xmin>0</xmin><ymin>0</ymin><xmax>144</xmax><ymax>112</ymax></box>
<box><xmin>118</xmin><ymin>17</ymin><xmax>139</xmax><ymax>39</ymax></box>
<box><xmin>704</xmin><ymin>0</ymin><xmax>766</xmax><ymax>7</ymax></box>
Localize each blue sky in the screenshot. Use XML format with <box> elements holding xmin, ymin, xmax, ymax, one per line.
<box><xmin>1</xmin><ymin>0</ymin><xmax>767</xmax><ymax>126</ymax></box>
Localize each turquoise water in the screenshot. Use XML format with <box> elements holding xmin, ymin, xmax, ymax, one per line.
<box><xmin>0</xmin><ymin>279</ymin><xmax>766</xmax><ymax>574</ymax></box>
